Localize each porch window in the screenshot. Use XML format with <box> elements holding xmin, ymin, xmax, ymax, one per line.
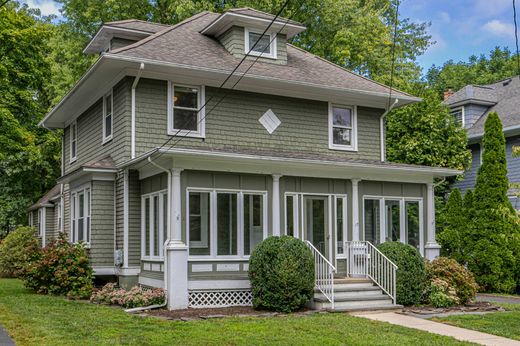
<box><xmin>405</xmin><ymin>201</ymin><xmax>420</xmax><ymax>250</ymax></box>
<box><xmin>364</xmin><ymin>199</ymin><xmax>381</xmax><ymax>244</ymax></box>
<box><xmin>329</xmin><ymin>104</ymin><xmax>357</xmax><ymax>151</ymax></box>
<box><xmin>70</xmin><ymin>121</ymin><xmax>77</xmax><ymax>162</ymax></box>
<box><xmin>168</xmin><ymin>83</ymin><xmax>205</xmax><ymax>138</ymax></box>
<box><xmin>335</xmin><ymin>196</ymin><xmax>347</xmax><ymax>256</ymax></box>
<box><xmin>70</xmin><ymin>185</ymin><xmax>90</xmax><ymax>244</ymax></box>
<box><xmin>384</xmin><ymin>200</ymin><xmax>400</xmax><ymax>242</ymax></box>
<box><xmin>285</xmin><ymin>194</ymin><xmax>298</xmax><ymax>237</ymax></box>
<box><xmin>102</xmin><ymin>91</ymin><xmax>113</xmax><ymax>143</ymax></box>
<box><xmin>188</xmin><ymin>189</ymin><xmax>267</xmax><ymax>258</ymax></box>
<box><xmin>141</xmin><ymin>190</ymin><xmax>167</xmax><ymax>260</ymax></box>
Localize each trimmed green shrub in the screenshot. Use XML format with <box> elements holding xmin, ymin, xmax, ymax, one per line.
<box><xmin>438</xmin><ymin>189</ymin><xmax>466</xmax><ymax>262</ymax></box>
<box><xmin>426</xmin><ymin>257</ymin><xmax>478</xmax><ymax>304</ymax></box>
<box><xmin>426</xmin><ymin>278</ymin><xmax>458</xmax><ymax>308</ymax></box>
<box><xmin>0</xmin><ymin>226</ymin><xmax>41</xmax><ymax>277</ymax></box>
<box><xmin>248</xmin><ymin>236</ymin><xmax>314</xmax><ymax>312</ymax></box>
<box><xmin>377</xmin><ymin>242</ymin><xmax>426</xmax><ymax>306</ymax></box>
<box><xmin>23</xmin><ymin>233</ymin><xmax>93</xmax><ymax>298</ymax></box>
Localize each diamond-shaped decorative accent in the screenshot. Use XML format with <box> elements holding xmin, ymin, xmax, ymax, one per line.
<box><xmin>259</xmin><ymin>109</ymin><xmax>281</xmax><ymax>134</ymax></box>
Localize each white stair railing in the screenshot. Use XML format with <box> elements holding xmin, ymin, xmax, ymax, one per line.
<box><xmin>345</xmin><ymin>241</ymin><xmax>398</xmax><ymax>305</ymax></box>
<box><xmin>306</xmin><ymin>241</ymin><xmax>336</xmax><ymax>309</ymax></box>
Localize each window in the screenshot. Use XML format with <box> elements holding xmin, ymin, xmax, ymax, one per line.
<box><xmin>56</xmin><ymin>201</ymin><xmax>62</xmax><ymax>231</ymax></box>
<box><xmin>168</xmin><ymin>83</ymin><xmax>205</xmax><ymax>138</ymax></box>
<box><xmin>70</xmin><ymin>121</ymin><xmax>77</xmax><ymax>162</ymax></box>
<box><xmin>141</xmin><ymin>190</ymin><xmax>168</xmax><ymax>259</ymax></box>
<box><xmin>405</xmin><ymin>201</ymin><xmax>420</xmax><ymax>250</ymax></box>
<box><xmin>329</xmin><ymin>104</ymin><xmax>357</xmax><ymax>151</ymax></box>
<box><xmin>385</xmin><ymin>200</ymin><xmax>400</xmax><ymax>242</ymax></box>
<box><xmin>187</xmin><ymin>189</ymin><xmax>267</xmax><ymax>258</ymax></box>
<box><xmin>335</xmin><ymin>196</ymin><xmax>347</xmax><ymax>257</ymax></box>
<box><xmin>71</xmin><ymin>185</ymin><xmax>90</xmax><ymax>244</ymax></box>
<box><xmin>102</xmin><ymin>91</ymin><xmax>113</xmax><ymax>142</ymax></box>
<box><xmin>450</xmin><ymin>107</ymin><xmax>464</xmax><ymax>126</ymax></box>
<box><xmin>364</xmin><ymin>199</ymin><xmax>381</xmax><ymax>244</ymax></box>
<box><xmin>285</xmin><ymin>194</ymin><xmax>298</xmax><ymax>237</ymax></box>
<box><xmin>37</xmin><ymin>209</ymin><xmax>43</xmax><ymax>237</ymax></box>
<box><xmin>245</xmin><ymin>28</ymin><xmax>276</xmax><ymax>59</ymax></box>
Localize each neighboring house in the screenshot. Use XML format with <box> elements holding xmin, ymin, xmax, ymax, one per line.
<box><xmin>444</xmin><ymin>77</ymin><xmax>520</xmax><ymax>208</ymax></box>
<box><xmin>31</xmin><ymin>8</ymin><xmax>458</xmax><ymax>310</ymax></box>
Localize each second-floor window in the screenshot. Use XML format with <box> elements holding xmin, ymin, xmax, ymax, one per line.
<box><xmin>103</xmin><ymin>91</ymin><xmax>113</xmax><ymax>142</ymax></box>
<box><xmin>168</xmin><ymin>83</ymin><xmax>205</xmax><ymax>138</ymax></box>
<box><xmin>450</xmin><ymin>107</ymin><xmax>464</xmax><ymax>127</ymax></box>
<box><xmin>329</xmin><ymin>104</ymin><xmax>357</xmax><ymax>151</ymax></box>
<box><xmin>70</xmin><ymin>121</ymin><xmax>77</xmax><ymax>162</ymax></box>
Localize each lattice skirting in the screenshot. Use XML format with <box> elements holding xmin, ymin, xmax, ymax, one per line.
<box><xmin>188</xmin><ymin>290</ymin><xmax>252</xmax><ymax>308</ymax></box>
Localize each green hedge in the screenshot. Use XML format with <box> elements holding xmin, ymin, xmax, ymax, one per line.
<box><xmin>0</xmin><ymin>226</ymin><xmax>40</xmax><ymax>277</ymax></box>
<box><xmin>248</xmin><ymin>236</ymin><xmax>314</xmax><ymax>312</ymax></box>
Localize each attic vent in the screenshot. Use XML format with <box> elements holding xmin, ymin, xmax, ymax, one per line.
<box><xmin>259</xmin><ymin>109</ymin><xmax>281</xmax><ymax>134</ymax></box>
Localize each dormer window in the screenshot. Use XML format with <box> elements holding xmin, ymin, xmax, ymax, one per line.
<box><xmin>245</xmin><ymin>28</ymin><xmax>277</xmax><ymax>59</ymax></box>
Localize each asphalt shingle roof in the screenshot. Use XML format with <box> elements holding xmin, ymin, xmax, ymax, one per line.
<box><xmin>28</xmin><ymin>185</ymin><xmax>60</xmax><ymax>211</ymax></box>
<box><xmin>104</xmin><ymin>19</ymin><xmax>170</xmax><ymax>33</ymax></box>
<box><xmin>224</xmin><ymin>7</ymin><xmax>303</xmax><ymax>26</ymax></box>
<box><xmin>444</xmin><ymin>85</ymin><xmax>497</xmax><ymax>106</ymax></box>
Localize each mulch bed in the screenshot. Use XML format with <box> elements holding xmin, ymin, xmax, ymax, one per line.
<box><xmin>403</xmin><ymin>301</ymin><xmax>505</xmax><ymax>316</ymax></box>
<box><xmin>143</xmin><ymin>306</ymin><xmax>316</xmax><ymax>321</ymax></box>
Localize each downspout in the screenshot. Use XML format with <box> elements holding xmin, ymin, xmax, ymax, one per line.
<box><xmin>131</xmin><ymin>63</ymin><xmax>144</xmax><ymax>160</ymax></box>
<box><xmin>125</xmin><ymin>156</ymin><xmax>171</xmax><ymax>313</ymax></box>
<box><xmin>380</xmin><ymin>98</ymin><xmax>399</xmax><ymax>162</ymax></box>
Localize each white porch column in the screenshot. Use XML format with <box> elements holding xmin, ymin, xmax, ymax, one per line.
<box><xmin>166</xmin><ymin>168</ymin><xmax>188</xmax><ymax>310</ymax></box>
<box><xmin>272</xmin><ymin>174</ymin><xmax>282</xmax><ymax>236</ymax></box>
<box><xmin>351</xmin><ymin>179</ymin><xmax>360</xmax><ymax>241</ymax></box>
<box><xmin>425</xmin><ymin>182</ymin><xmax>441</xmax><ymax>260</ymax></box>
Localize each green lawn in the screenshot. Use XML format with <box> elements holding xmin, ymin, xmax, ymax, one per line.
<box><xmin>0</xmin><ymin>279</ymin><xmax>470</xmax><ymax>346</ymax></box>
<box><xmin>432</xmin><ymin>303</ymin><xmax>520</xmax><ymax>341</ymax></box>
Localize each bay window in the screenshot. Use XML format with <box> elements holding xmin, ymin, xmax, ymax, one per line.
<box><xmin>141</xmin><ymin>190</ymin><xmax>168</xmax><ymax>260</ymax></box>
<box><xmin>187</xmin><ymin>189</ymin><xmax>267</xmax><ymax>258</ymax></box>
<box><xmin>71</xmin><ymin>185</ymin><xmax>90</xmax><ymax>244</ymax></box>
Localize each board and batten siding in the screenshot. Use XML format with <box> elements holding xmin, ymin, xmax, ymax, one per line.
<box><xmin>62</xmin><ymin>78</ymin><xmax>131</xmax><ymax>175</ymax></box>
<box><xmin>90</xmin><ymin>180</ymin><xmax>115</xmax><ymax>267</ymax></box>
<box><xmin>134</xmin><ymin>78</ymin><xmax>383</xmax><ymax>161</ymax></box>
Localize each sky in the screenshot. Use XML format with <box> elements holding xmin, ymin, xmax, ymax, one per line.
<box><xmin>20</xmin><ymin>0</ymin><xmax>520</xmax><ymax>73</ymax></box>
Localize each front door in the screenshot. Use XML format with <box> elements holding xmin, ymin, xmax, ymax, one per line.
<box><xmin>303</xmin><ymin>196</ymin><xmax>329</xmax><ymax>259</ymax></box>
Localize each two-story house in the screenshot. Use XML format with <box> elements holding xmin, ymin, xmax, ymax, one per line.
<box><xmin>31</xmin><ymin>8</ymin><xmax>458</xmax><ymax>310</ymax></box>
<box><xmin>444</xmin><ymin>77</ymin><xmax>520</xmax><ymax>208</ymax></box>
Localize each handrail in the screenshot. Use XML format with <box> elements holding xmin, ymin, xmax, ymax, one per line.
<box><xmin>306</xmin><ymin>241</ymin><xmax>336</xmax><ymax>309</ymax></box>
<box><xmin>345</xmin><ymin>241</ymin><xmax>398</xmax><ymax>305</ymax></box>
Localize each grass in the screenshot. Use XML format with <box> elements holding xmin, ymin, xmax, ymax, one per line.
<box><xmin>432</xmin><ymin>303</ymin><xmax>520</xmax><ymax>341</ymax></box>
<box><xmin>0</xmin><ymin>279</ymin><xmax>471</xmax><ymax>346</ymax></box>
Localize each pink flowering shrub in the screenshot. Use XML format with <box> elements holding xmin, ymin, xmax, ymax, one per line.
<box><xmin>91</xmin><ymin>283</ymin><xmax>165</xmax><ymax>308</ymax></box>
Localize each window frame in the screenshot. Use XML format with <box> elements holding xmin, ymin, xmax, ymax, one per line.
<box><xmin>244</xmin><ymin>28</ymin><xmax>277</xmax><ymax>59</ymax></box>
<box><xmin>450</xmin><ymin>106</ymin><xmax>465</xmax><ymax>127</ymax></box>
<box><xmin>70</xmin><ymin>121</ymin><xmax>77</xmax><ymax>163</ymax></box>
<box><xmin>362</xmin><ymin>195</ymin><xmax>424</xmax><ymax>255</ymax></box>
<box><xmin>37</xmin><ymin>208</ymin><xmax>43</xmax><ymax>237</ymax></box>
<box><xmin>56</xmin><ymin>201</ymin><xmax>63</xmax><ymax>232</ymax></box>
<box><xmin>328</xmin><ymin>103</ymin><xmax>358</xmax><ymax>151</ymax></box>
<box><xmin>102</xmin><ymin>90</ymin><xmax>114</xmax><ymax>144</ymax></box>
<box><xmin>334</xmin><ymin>195</ymin><xmax>348</xmax><ymax>259</ymax></box>
<box><xmin>70</xmin><ymin>183</ymin><xmax>91</xmax><ymax>246</ymax></box>
<box><xmin>141</xmin><ymin>189</ymin><xmax>168</xmax><ymax>261</ymax></box>
<box><xmin>186</xmin><ymin>188</ymin><xmax>268</xmax><ymax>260</ymax></box>
<box><xmin>167</xmin><ymin>83</ymin><xmax>205</xmax><ymax>138</ymax></box>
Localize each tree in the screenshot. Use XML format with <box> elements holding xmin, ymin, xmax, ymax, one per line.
<box><xmin>385</xmin><ymin>87</ymin><xmax>471</xmax><ymax>171</ymax></box>
<box><xmin>468</xmin><ymin>113</ymin><xmax>520</xmax><ymax>292</ymax></box>
<box><xmin>437</xmin><ymin>188</ymin><xmax>465</xmax><ymax>262</ymax></box>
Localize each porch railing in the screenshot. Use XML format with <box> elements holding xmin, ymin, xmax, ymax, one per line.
<box><xmin>345</xmin><ymin>241</ymin><xmax>398</xmax><ymax>305</ymax></box>
<box><xmin>306</xmin><ymin>241</ymin><xmax>336</xmax><ymax>309</ymax></box>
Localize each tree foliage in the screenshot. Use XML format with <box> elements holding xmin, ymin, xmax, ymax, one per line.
<box><xmin>437</xmin><ymin>188</ymin><xmax>465</xmax><ymax>262</ymax></box>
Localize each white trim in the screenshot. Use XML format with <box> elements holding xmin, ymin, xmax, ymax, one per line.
<box><xmin>102</xmin><ymin>90</ymin><xmax>113</xmax><ymax>144</ymax></box>
<box><xmin>271</xmin><ymin>174</ymin><xmax>282</xmax><ymax>236</ymax></box>
<box><xmin>328</xmin><ymin>103</ymin><xmax>358</xmax><ymax>151</ymax></box>
<box><xmin>191</xmin><ymin>264</ymin><xmax>213</xmax><ymax>272</ymax></box>
<box><xmin>216</xmin><ymin>263</ymin><xmax>240</xmax><ymax>271</ymax></box>
<box><xmin>93</xmin><ymin>266</ymin><xmax>117</xmax><ymax>275</ymax></box>
<box><xmin>244</xmin><ymin>28</ymin><xmax>277</xmax><ymax>59</ymax></box>
<box><xmin>70</xmin><ymin>183</ymin><xmax>91</xmax><ymax>245</ymax></box>
<box><xmin>188</xmin><ymin>279</ymin><xmax>251</xmax><ymax>290</ymax></box>
<box><xmin>131</xmin><ymin>63</ymin><xmax>144</xmax><ymax>159</ymax></box>
<box><xmin>351</xmin><ymin>179</ymin><xmax>360</xmax><ymax>241</ymax></box>
<box><xmin>139</xmin><ymin>276</ymin><xmax>164</xmax><ymax>288</ymax></box>
<box><xmin>40</xmin><ymin>207</ymin><xmax>46</xmax><ymax>247</ymax></box>
<box><xmin>69</xmin><ymin>120</ymin><xmax>77</xmax><ymax>163</ymax></box>
<box><xmin>123</xmin><ymin>170</ymin><xmax>129</xmax><ymax>267</ymax></box>
<box><xmin>334</xmin><ymin>195</ymin><xmax>348</xmax><ymax>259</ymax></box>
<box><xmin>284</xmin><ymin>193</ymin><xmax>299</xmax><ymax>238</ymax></box>
<box><xmin>450</xmin><ymin>106</ymin><xmax>465</xmax><ymax>127</ymax></box>
<box><xmin>167</xmin><ymin>83</ymin><xmax>205</xmax><ymax>138</ymax></box>
<box><xmin>141</xmin><ymin>189</ymin><xmax>168</xmax><ymax>260</ymax></box>
<box><xmin>83</xmin><ymin>25</ymin><xmax>155</xmax><ymax>54</ymax></box>
<box><xmin>119</xmin><ymin>267</ymin><xmax>140</xmax><ymax>276</ymax></box>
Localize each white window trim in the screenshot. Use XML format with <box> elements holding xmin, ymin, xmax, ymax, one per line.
<box><xmin>141</xmin><ymin>189</ymin><xmax>168</xmax><ymax>261</ymax></box>
<box><xmin>328</xmin><ymin>103</ymin><xmax>358</xmax><ymax>152</ymax></box>
<box><xmin>450</xmin><ymin>106</ymin><xmax>465</xmax><ymax>127</ymax></box>
<box><xmin>244</xmin><ymin>28</ymin><xmax>277</xmax><ymax>59</ymax></box>
<box><xmin>334</xmin><ymin>195</ymin><xmax>348</xmax><ymax>259</ymax></box>
<box><xmin>56</xmin><ymin>201</ymin><xmax>63</xmax><ymax>232</ymax></box>
<box><xmin>362</xmin><ymin>195</ymin><xmax>424</xmax><ymax>256</ymax></box>
<box><xmin>167</xmin><ymin>83</ymin><xmax>205</xmax><ymax>138</ymax></box>
<box><xmin>102</xmin><ymin>90</ymin><xmax>113</xmax><ymax>144</ymax></box>
<box><xmin>284</xmin><ymin>193</ymin><xmax>299</xmax><ymax>238</ymax></box>
<box><xmin>187</xmin><ymin>188</ymin><xmax>268</xmax><ymax>260</ymax></box>
<box><xmin>70</xmin><ymin>183</ymin><xmax>91</xmax><ymax>246</ymax></box>
<box><xmin>70</xmin><ymin>120</ymin><xmax>77</xmax><ymax>163</ymax></box>
<box><xmin>37</xmin><ymin>208</ymin><xmax>44</xmax><ymax>237</ymax></box>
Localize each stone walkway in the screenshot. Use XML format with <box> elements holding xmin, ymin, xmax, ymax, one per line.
<box><xmin>352</xmin><ymin>312</ymin><xmax>520</xmax><ymax>346</ymax></box>
<box><xmin>0</xmin><ymin>324</ymin><xmax>14</xmax><ymax>346</ymax></box>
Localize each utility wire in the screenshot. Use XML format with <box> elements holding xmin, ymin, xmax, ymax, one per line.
<box><xmin>513</xmin><ymin>0</ymin><xmax>520</xmax><ymax>77</ymax></box>
<box><xmin>387</xmin><ymin>0</ymin><xmax>400</xmax><ymax>110</ymax></box>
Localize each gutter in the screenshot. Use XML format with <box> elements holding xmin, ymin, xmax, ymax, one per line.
<box><xmin>468</xmin><ymin>123</ymin><xmax>520</xmax><ymax>141</ymax></box>
<box><xmin>131</xmin><ymin>63</ymin><xmax>145</xmax><ymax>159</ymax></box>
<box><xmin>380</xmin><ymin>98</ymin><xmax>399</xmax><ymax>162</ymax></box>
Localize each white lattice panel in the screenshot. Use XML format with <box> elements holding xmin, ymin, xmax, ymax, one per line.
<box><xmin>188</xmin><ymin>290</ymin><xmax>252</xmax><ymax>308</ymax></box>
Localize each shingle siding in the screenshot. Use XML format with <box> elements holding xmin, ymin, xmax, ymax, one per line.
<box><xmin>45</xmin><ymin>207</ymin><xmax>55</xmax><ymax>245</ymax></box>
<box><xmin>128</xmin><ymin>170</ymin><xmax>141</xmax><ymax>267</ymax></box>
<box><xmin>134</xmin><ymin>78</ymin><xmax>382</xmax><ymax>161</ymax></box>
<box><xmin>464</xmin><ymin>104</ymin><xmax>488</xmax><ymax>130</ymax></box>
<box><xmin>452</xmin><ymin>143</ymin><xmax>480</xmax><ymax>193</ymax></box>
<box><xmin>90</xmin><ymin>180</ymin><xmax>115</xmax><ymax>267</ymax></box>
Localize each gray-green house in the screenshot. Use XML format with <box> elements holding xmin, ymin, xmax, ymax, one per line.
<box><xmin>35</xmin><ymin>8</ymin><xmax>457</xmax><ymax>310</ymax></box>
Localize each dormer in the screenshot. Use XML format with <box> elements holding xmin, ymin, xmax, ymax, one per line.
<box><xmin>201</xmin><ymin>8</ymin><xmax>306</xmax><ymax>65</ymax></box>
<box><xmin>83</xmin><ymin>20</ymin><xmax>169</xmax><ymax>54</ymax></box>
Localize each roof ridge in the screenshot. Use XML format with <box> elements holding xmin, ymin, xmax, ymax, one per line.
<box><xmin>110</xmin><ymin>11</ymin><xmax>212</xmax><ymax>55</ymax></box>
<box><xmin>286</xmin><ymin>43</ymin><xmax>415</xmax><ymax>99</ymax></box>
<box><xmin>105</xmin><ymin>19</ymin><xmax>171</xmax><ymax>27</ymax></box>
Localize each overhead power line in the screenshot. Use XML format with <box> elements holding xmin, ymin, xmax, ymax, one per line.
<box><xmin>513</xmin><ymin>0</ymin><xmax>520</xmax><ymax>77</ymax></box>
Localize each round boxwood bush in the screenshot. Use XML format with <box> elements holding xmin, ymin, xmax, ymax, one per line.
<box><xmin>248</xmin><ymin>236</ymin><xmax>314</xmax><ymax>312</ymax></box>
<box><xmin>377</xmin><ymin>242</ymin><xmax>426</xmax><ymax>306</ymax></box>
